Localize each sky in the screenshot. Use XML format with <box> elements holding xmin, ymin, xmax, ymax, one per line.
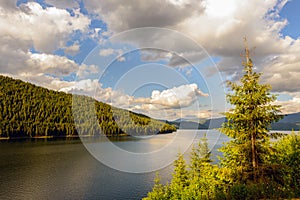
<box><xmin>0</xmin><ymin>0</ymin><xmax>300</xmax><ymax>120</ymax></box>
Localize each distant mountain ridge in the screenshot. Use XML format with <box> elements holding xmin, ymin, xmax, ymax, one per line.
<box><xmin>170</xmin><ymin>113</ymin><xmax>300</xmax><ymax>131</ymax></box>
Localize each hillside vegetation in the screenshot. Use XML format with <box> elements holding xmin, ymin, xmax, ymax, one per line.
<box><xmin>0</xmin><ymin>75</ymin><xmax>176</xmax><ymax>138</ymax></box>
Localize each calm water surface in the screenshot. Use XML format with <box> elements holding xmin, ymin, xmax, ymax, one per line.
<box><xmin>0</xmin><ymin>130</ymin><xmax>230</xmax><ymax>200</ymax></box>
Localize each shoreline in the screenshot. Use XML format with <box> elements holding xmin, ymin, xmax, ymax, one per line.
<box><xmin>1</xmin><ymin>129</ymin><xmax>295</xmax><ymax>141</ymax></box>
<box><xmin>0</xmin><ymin>133</ymin><xmax>139</xmax><ymax>141</ymax></box>
<box><xmin>0</xmin><ymin>130</ymin><xmax>180</xmax><ymax>141</ymax></box>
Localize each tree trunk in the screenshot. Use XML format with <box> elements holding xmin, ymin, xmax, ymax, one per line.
<box><xmin>251</xmin><ymin>130</ymin><xmax>257</xmax><ymax>182</ymax></box>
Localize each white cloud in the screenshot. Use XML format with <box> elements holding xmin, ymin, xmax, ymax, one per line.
<box><xmin>131</xmin><ymin>106</ymin><xmax>214</xmax><ymax>121</ymax></box>
<box><xmin>85</xmin><ymin>0</ymin><xmax>299</xmax><ymax>116</ymax></box>
<box><xmin>0</xmin><ymin>1</ymin><xmax>90</xmax><ymax>67</ymax></box>
<box><xmin>117</xmin><ymin>56</ymin><xmax>126</xmax><ymax>62</ymax></box>
<box><xmin>140</xmin><ymin>49</ymin><xmax>173</xmax><ymax>62</ymax></box>
<box><xmin>85</xmin><ymin>0</ymin><xmax>205</xmax><ymax>32</ymax></box>
<box><xmin>0</xmin><ymin>49</ymin><xmax>82</xmax><ymax>78</ymax></box>
<box><xmin>44</xmin><ymin>0</ymin><xmax>79</xmax><ymax>9</ymax></box>
<box><xmin>60</xmin><ymin>80</ymin><xmax>211</xmax><ymax>120</ymax></box>
<box><xmin>77</xmin><ymin>64</ymin><xmax>100</xmax><ymax>79</ymax></box>
<box><xmin>60</xmin><ymin>79</ymin><xmax>99</xmax><ymax>93</ymax></box>
<box><xmin>0</xmin><ymin>0</ymin><xmax>17</xmax><ymax>10</ymax></box>
<box><xmin>261</xmin><ymin>37</ymin><xmax>300</xmax><ymax>93</ymax></box>
<box><xmin>99</xmin><ymin>48</ymin><xmax>115</xmax><ymax>57</ymax></box>
<box><xmin>275</xmin><ymin>92</ymin><xmax>300</xmax><ymax>114</ymax></box>
<box><xmin>59</xmin><ymin>79</ymin><xmax>137</xmax><ymax>110</ymax></box>
<box><xmin>0</xmin><ymin>49</ymin><xmax>99</xmax><ymax>91</ymax></box>
<box><xmin>0</xmin><ymin>0</ymin><xmax>299</xmax><ymax>119</ymax></box>
<box><xmin>85</xmin><ymin>0</ymin><xmax>299</xmax><ymax>95</ymax></box>
<box><xmin>169</xmin><ymin>51</ymin><xmax>207</xmax><ymax>68</ymax></box>
<box><xmin>99</xmin><ymin>48</ymin><xmax>126</xmax><ymax>62</ymax></box>
<box><xmin>0</xmin><ymin>1</ymin><xmax>93</xmax><ymax>92</ymax></box>
<box><xmin>1</xmin><ymin>72</ymin><xmax>76</xmax><ymax>91</ymax></box>
<box><xmin>133</xmin><ymin>84</ymin><xmax>208</xmax><ymax>109</ymax></box>
<box><xmin>26</xmin><ymin>53</ymin><xmax>79</xmax><ymax>76</ymax></box>
<box><xmin>0</xmin><ymin>2</ymin><xmax>90</xmax><ymax>53</ymax></box>
<box><xmin>204</xmin><ymin>0</ymin><xmax>237</xmax><ymax>18</ymax></box>
<box><xmin>64</xmin><ymin>43</ymin><xmax>80</xmax><ymax>55</ymax></box>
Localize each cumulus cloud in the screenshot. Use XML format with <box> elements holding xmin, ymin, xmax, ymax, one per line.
<box><xmin>0</xmin><ymin>2</ymin><xmax>90</xmax><ymax>53</ymax></box>
<box><xmin>131</xmin><ymin>106</ymin><xmax>214</xmax><ymax>121</ymax></box>
<box><xmin>139</xmin><ymin>49</ymin><xmax>206</xmax><ymax>68</ymax></box>
<box><xmin>133</xmin><ymin>84</ymin><xmax>208</xmax><ymax>109</ymax></box>
<box><xmin>0</xmin><ymin>49</ymin><xmax>82</xmax><ymax>78</ymax></box>
<box><xmin>261</xmin><ymin>37</ymin><xmax>300</xmax><ymax>93</ymax></box>
<box><xmin>61</xmin><ymin>82</ymin><xmax>208</xmax><ymax>110</ymax></box>
<box><xmin>77</xmin><ymin>64</ymin><xmax>100</xmax><ymax>79</ymax></box>
<box><xmin>64</xmin><ymin>43</ymin><xmax>80</xmax><ymax>55</ymax></box>
<box><xmin>0</xmin><ymin>1</ymin><xmax>93</xmax><ymax>90</ymax></box>
<box><xmin>274</xmin><ymin>92</ymin><xmax>300</xmax><ymax>114</ymax></box>
<box><xmin>44</xmin><ymin>0</ymin><xmax>79</xmax><ymax>9</ymax></box>
<box><xmin>26</xmin><ymin>53</ymin><xmax>79</xmax><ymax>76</ymax></box>
<box><xmin>1</xmin><ymin>0</ymin><xmax>298</xmax><ymax>118</ymax></box>
<box><xmin>85</xmin><ymin>0</ymin><xmax>205</xmax><ymax>32</ymax></box>
<box><xmin>60</xmin><ymin>79</ymin><xmax>99</xmax><ymax>94</ymax></box>
<box><xmin>109</xmin><ymin>27</ymin><xmax>211</xmax><ymax>71</ymax></box>
<box><xmin>0</xmin><ymin>47</ymin><xmax>100</xmax><ymax>91</ymax></box>
<box><xmin>140</xmin><ymin>49</ymin><xmax>172</xmax><ymax>62</ymax></box>
<box><xmin>1</xmin><ymin>72</ymin><xmax>76</xmax><ymax>91</ymax></box>
<box><xmin>169</xmin><ymin>51</ymin><xmax>207</xmax><ymax>68</ymax></box>
<box><xmin>0</xmin><ymin>0</ymin><xmax>17</xmax><ymax>10</ymax></box>
<box><xmin>99</xmin><ymin>48</ymin><xmax>126</xmax><ymax>61</ymax></box>
<box><xmin>85</xmin><ymin>0</ymin><xmax>299</xmax><ymax>95</ymax></box>
<box><xmin>60</xmin><ymin>80</ymin><xmax>210</xmax><ymax>119</ymax></box>
<box><xmin>0</xmin><ymin>1</ymin><xmax>90</xmax><ymax>65</ymax></box>
<box><xmin>60</xmin><ymin>79</ymin><xmax>135</xmax><ymax>108</ymax></box>
<box><xmin>99</xmin><ymin>48</ymin><xmax>115</xmax><ymax>57</ymax></box>
<box><xmin>46</xmin><ymin>0</ymin><xmax>300</xmax><ymax>118</ymax></box>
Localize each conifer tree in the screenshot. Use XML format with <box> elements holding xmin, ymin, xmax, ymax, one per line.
<box><xmin>188</xmin><ymin>134</ymin><xmax>218</xmax><ymax>199</ymax></box>
<box><xmin>170</xmin><ymin>153</ymin><xmax>189</xmax><ymax>198</ymax></box>
<box><xmin>144</xmin><ymin>173</ymin><xmax>170</xmax><ymax>200</ymax></box>
<box><xmin>220</xmin><ymin>38</ymin><xmax>282</xmax><ymax>183</ymax></box>
<box><xmin>190</xmin><ymin>134</ymin><xmax>212</xmax><ymax>177</ymax></box>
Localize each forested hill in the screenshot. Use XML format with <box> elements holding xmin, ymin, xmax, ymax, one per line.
<box><xmin>0</xmin><ymin>75</ymin><xmax>176</xmax><ymax>138</ymax></box>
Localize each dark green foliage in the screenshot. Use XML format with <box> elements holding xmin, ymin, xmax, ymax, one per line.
<box><xmin>219</xmin><ymin>44</ymin><xmax>282</xmax><ymax>183</ymax></box>
<box><xmin>272</xmin><ymin>131</ymin><xmax>300</xmax><ymax>196</ymax></box>
<box><xmin>143</xmin><ymin>173</ymin><xmax>171</xmax><ymax>200</ymax></box>
<box><xmin>144</xmin><ymin>135</ymin><xmax>226</xmax><ymax>200</ymax></box>
<box><xmin>227</xmin><ymin>181</ymin><xmax>291</xmax><ymax>200</ymax></box>
<box><xmin>229</xmin><ymin>184</ymin><xmax>248</xmax><ymax>200</ymax></box>
<box><xmin>169</xmin><ymin>153</ymin><xmax>190</xmax><ymax>199</ymax></box>
<box><xmin>144</xmin><ymin>133</ymin><xmax>300</xmax><ymax>199</ymax></box>
<box><xmin>172</xmin><ymin>153</ymin><xmax>189</xmax><ymax>187</ymax></box>
<box><xmin>0</xmin><ymin>75</ymin><xmax>176</xmax><ymax>138</ymax></box>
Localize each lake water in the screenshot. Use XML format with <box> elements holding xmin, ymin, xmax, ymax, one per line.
<box><xmin>0</xmin><ymin>130</ymin><xmax>235</xmax><ymax>199</ymax></box>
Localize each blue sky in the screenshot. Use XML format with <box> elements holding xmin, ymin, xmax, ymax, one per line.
<box><xmin>280</xmin><ymin>0</ymin><xmax>300</xmax><ymax>39</ymax></box>
<box><xmin>0</xmin><ymin>0</ymin><xmax>300</xmax><ymax>120</ymax></box>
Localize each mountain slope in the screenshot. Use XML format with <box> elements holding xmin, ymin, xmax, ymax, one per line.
<box><xmin>172</xmin><ymin>114</ymin><xmax>300</xmax><ymax>131</ymax></box>
<box><xmin>271</xmin><ymin>113</ymin><xmax>300</xmax><ymax>131</ymax></box>
<box><xmin>0</xmin><ymin>75</ymin><xmax>176</xmax><ymax>138</ymax></box>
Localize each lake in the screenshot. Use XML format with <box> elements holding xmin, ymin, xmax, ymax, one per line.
<box><xmin>0</xmin><ymin>130</ymin><xmax>235</xmax><ymax>199</ymax></box>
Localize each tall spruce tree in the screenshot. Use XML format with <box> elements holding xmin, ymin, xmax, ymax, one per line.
<box><xmin>220</xmin><ymin>38</ymin><xmax>282</xmax><ymax>183</ymax></box>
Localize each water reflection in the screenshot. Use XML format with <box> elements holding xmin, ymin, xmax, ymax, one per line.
<box><xmin>0</xmin><ymin>130</ymin><xmax>232</xmax><ymax>199</ymax></box>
